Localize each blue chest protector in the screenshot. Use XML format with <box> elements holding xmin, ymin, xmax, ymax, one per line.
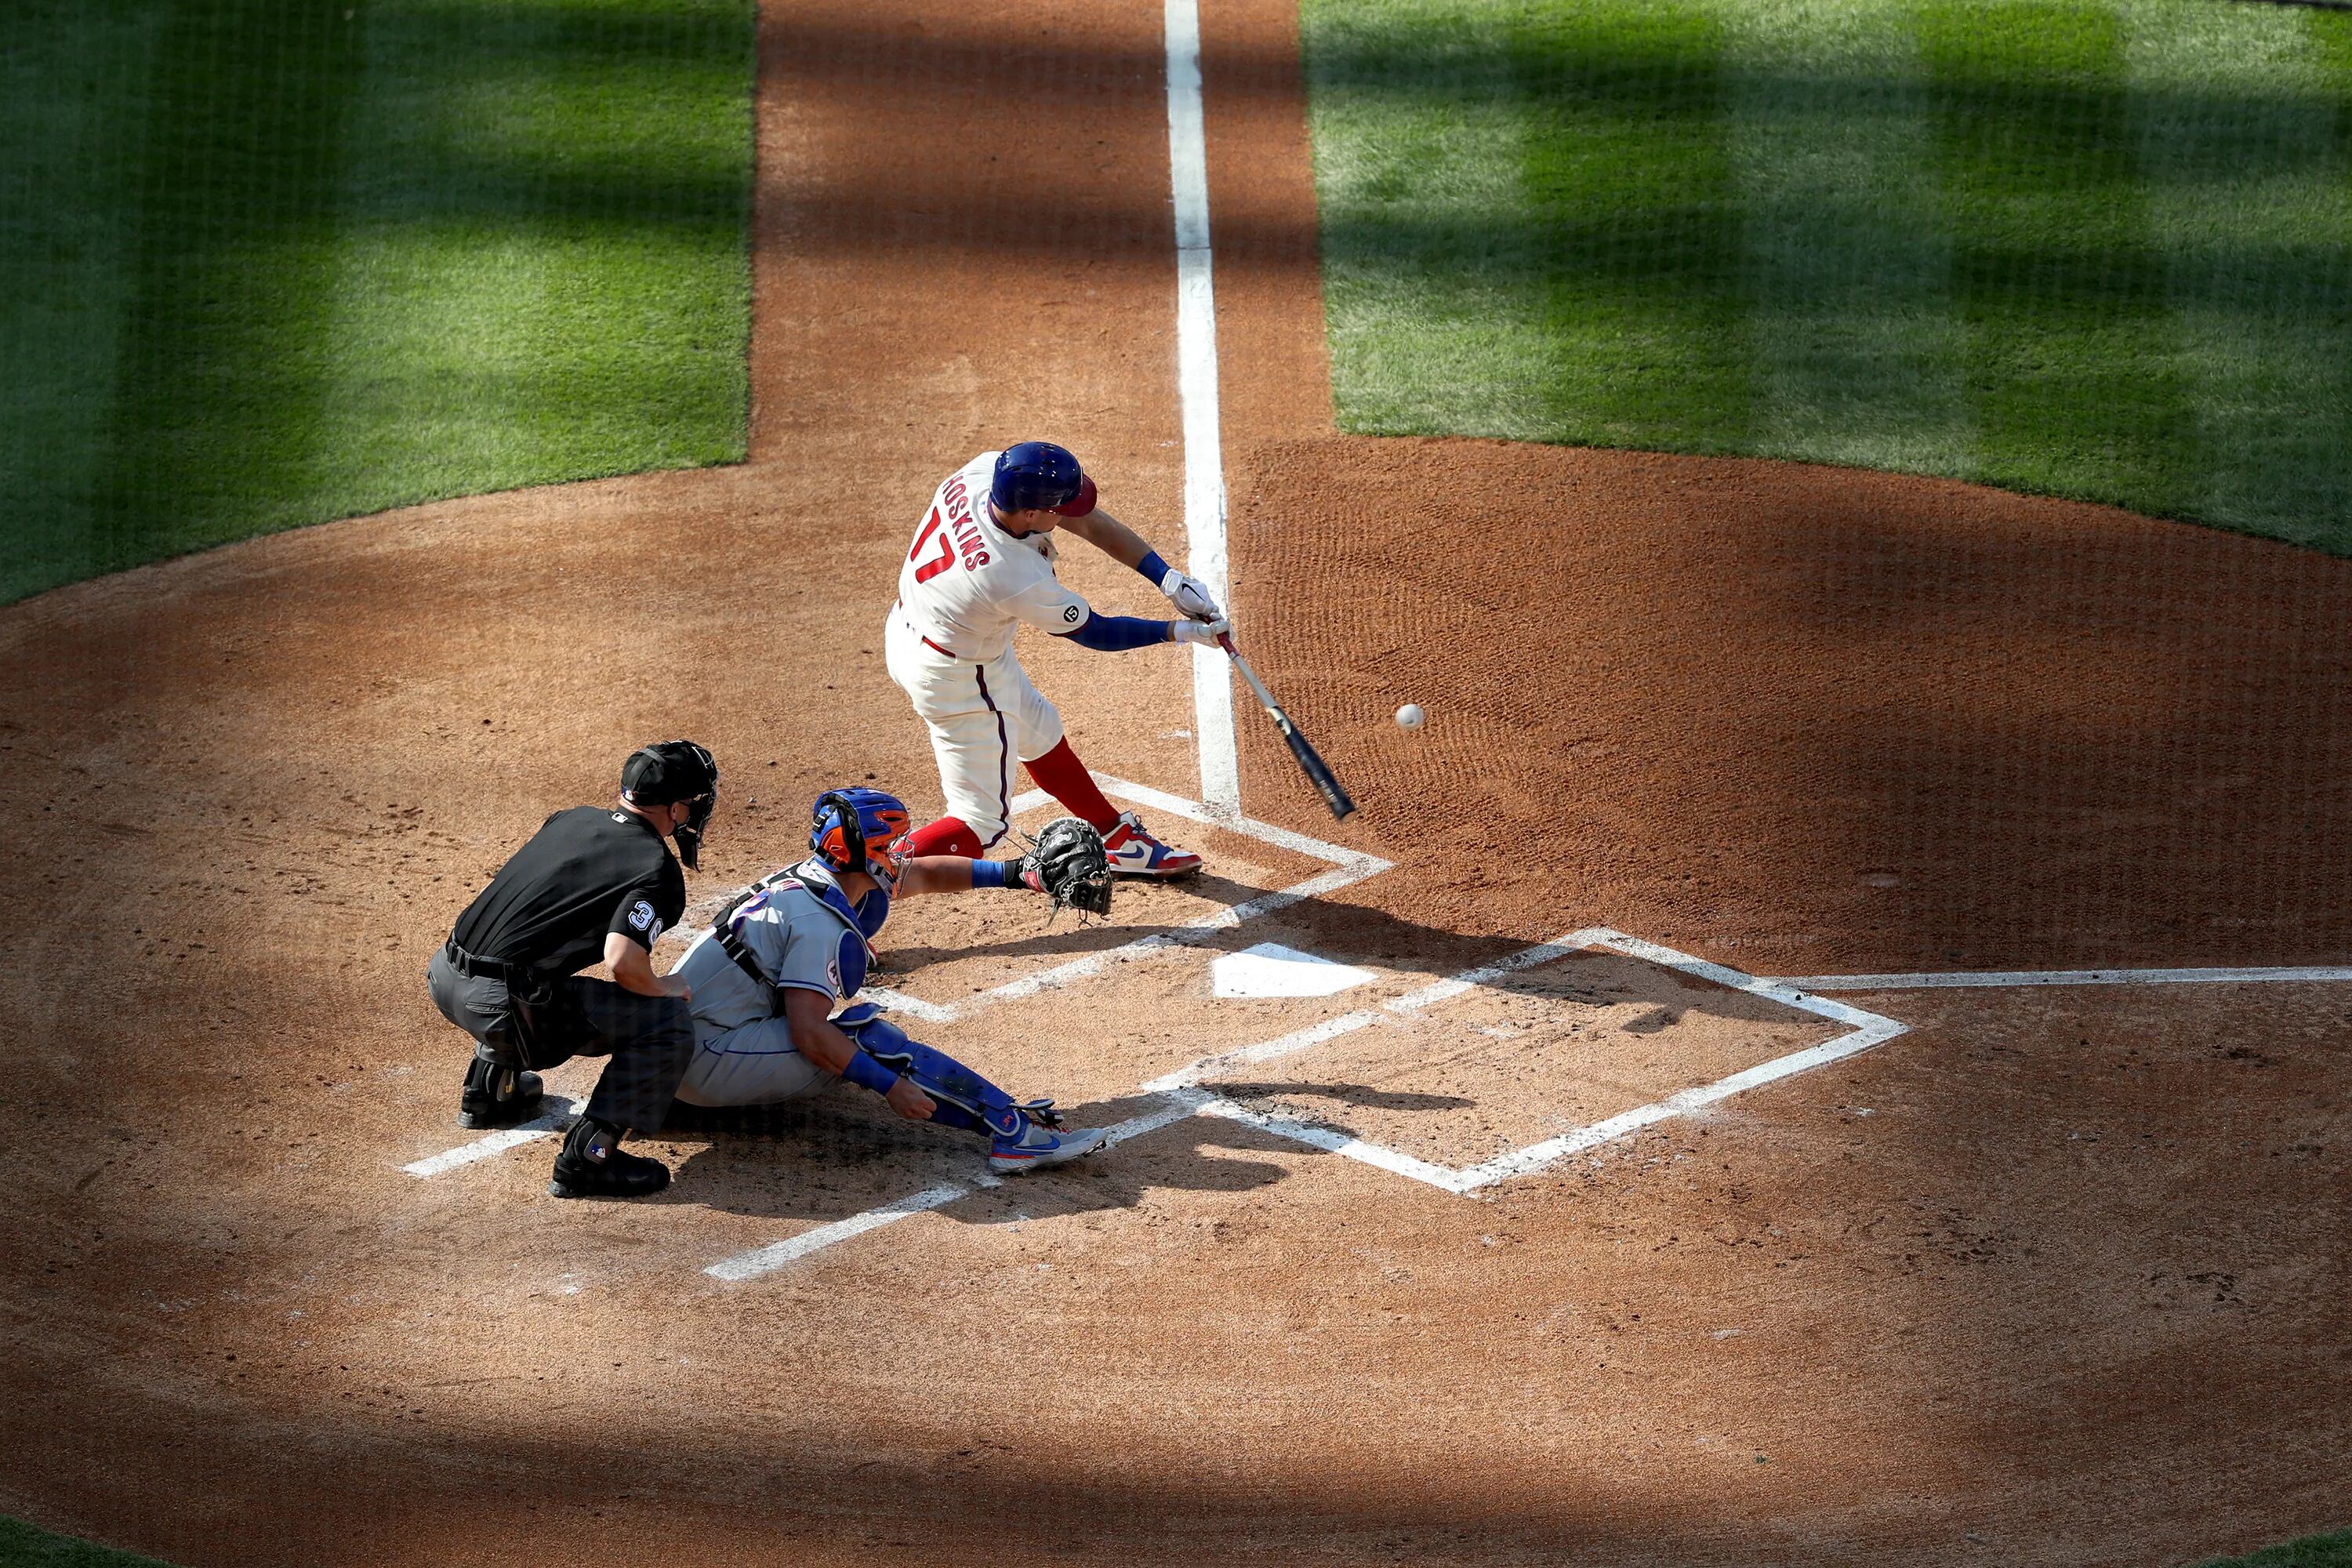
<box><xmin>714</xmin><ymin>858</ymin><xmax>889</xmax><ymax>1011</ymax></box>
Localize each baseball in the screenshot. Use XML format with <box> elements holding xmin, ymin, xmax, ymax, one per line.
<box><xmin>1395</xmin><ymin>703</ymin><xmax>1425</xmax><ymax>730</ymax></box>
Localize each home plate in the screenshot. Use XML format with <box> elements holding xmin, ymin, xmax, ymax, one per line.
<box><xmin>1210</xmin><ymin>942</ymin><xmax>1376</xmax><ymax>1000</ymax></box>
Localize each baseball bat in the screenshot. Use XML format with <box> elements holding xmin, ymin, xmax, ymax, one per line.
<box><xmin>1217</xmin><ymin>633</ymin><xmax>1356</xmax><ymax>822</ymax></box>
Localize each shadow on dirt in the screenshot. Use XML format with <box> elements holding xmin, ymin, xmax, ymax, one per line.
<box><xmin>663</xmin><ymin>1091</ymin><xmax>1301</xmax><ymax>1225</ymax></box>
<box><xmin>874</xmin><ymin>869</ymin><xmax>1279</xmax><ymax>971</ymax></box>
<box><xmin>648</xmin><ymin>930</ymin><xmax>1813</xmax><ymax>1231</ymax></box>
<box><xmin>1207</xmin><ymin>1080</ymin><xmax>1473</xmax><ymax>1112</ymax></box>
<box><xmin>873</xmin><ymin>883</ymin><xmax>1793</xmax><ymax>995</ymax></box>
<box><xmin>662</xmin><ymin>1075</ymin><xmax>1483</xmax><ymax>1227</ymax></box>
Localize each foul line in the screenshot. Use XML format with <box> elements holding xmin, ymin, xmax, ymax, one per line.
<box><xmin>1165</xmin><ymin>0</ymin><xmax>1241</xmax><ymax>819</ymax></box>
<box><xmin>1773</xmin><ymin>964</ymin><xmax>2352</xmax><ymax>992</ymax></box>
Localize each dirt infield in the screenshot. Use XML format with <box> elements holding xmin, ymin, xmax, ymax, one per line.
<box><xmin>2</xmin><ymin>0</ymin><xmax>2347</xmax><ymax>1564</ymax></box>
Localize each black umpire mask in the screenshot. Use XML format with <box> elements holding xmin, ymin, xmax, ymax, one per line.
<box><xmin>673</xmin><ymin>789</ymin><xmax>717</xmax><ymax>870</ymax></box>
<box><xmin>623</xmin><ymin>739</ymin><xmax>720</xmax><ymax>872</ymax></box>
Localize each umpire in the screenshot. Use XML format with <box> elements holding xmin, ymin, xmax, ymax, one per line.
<box><xmin>426</xmin><ymin>740</ymin><xmax>718</xmax><ymax>1199</ymax></box>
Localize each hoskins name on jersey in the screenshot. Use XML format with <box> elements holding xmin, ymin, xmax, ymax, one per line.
<box><xmin>910</xmin><ymin>473</ymin><xmax>992</xmax><ymax>583</ymax></box>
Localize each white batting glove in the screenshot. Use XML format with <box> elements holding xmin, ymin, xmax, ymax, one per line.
<box><xmin>1159</xmin><ymin>567</ymin><xmax>1225</xmax><ymax>624</ymax></box>
<box><xmin>1171</xmin><ymin>615</ymin><xmax>1230</xmax><ymax>647</ymax></box>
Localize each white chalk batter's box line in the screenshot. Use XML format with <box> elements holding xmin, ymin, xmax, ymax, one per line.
<box><xmin>1148</xmin><ymin>929</ymin><xmax>1907</xmax><ymax>1196</ymax></box>
<box><xmin>703</xmin><ymin>929</ymin><xmax>1911</xmax><ymax>1280</ymax></box>
<box><xmin>857</xmin><ymin>774</ymin><xmax>1392</xmax><ymax>1025</ymax></box>
<box><xmin>721</xmin><ymin>946</ymin><xmax>2352</xmax><ymax>1276</ymax></box>
<box><xmin>402</xmin><ymin>777</ymin><xmax>1389</xmax><ymax>1180</ymax></box>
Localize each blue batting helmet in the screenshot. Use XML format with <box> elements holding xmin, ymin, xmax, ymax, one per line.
<box><xmin>991</xmin><ymin>441</ymin><xmax>1087</xmax><ymax>514</ymax></box>
<box><xmin>810</xmin><ymin>787</ymin><xmax>910</xmax><ymax>874</ymax></box>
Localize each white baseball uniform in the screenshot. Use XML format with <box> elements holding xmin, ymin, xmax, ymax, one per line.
<box><xmin>884</xmin><ymin>452</ymin><xmax>1095</xmax><ymax>848</ymax></box>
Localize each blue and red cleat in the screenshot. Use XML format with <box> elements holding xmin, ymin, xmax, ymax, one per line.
<box><xmin>1101</xmin><ymin>810</ymin><xmax>1202</xmax><ymax>878</ymax></box>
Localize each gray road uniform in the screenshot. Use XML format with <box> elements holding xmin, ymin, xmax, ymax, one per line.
<box><xmin>661</xmin><ymin>855</ymin><xmax>1106</xmax><ymax>1178</ymax></box>
<box><xmin>670</xmin><ymin>858</ymin><xmax>877</xmax><ymax>1108</ymax></box>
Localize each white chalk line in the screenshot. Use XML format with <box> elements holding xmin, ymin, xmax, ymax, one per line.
<box><xmin>858</xmin><ymin>775</ymin><xmax>1388</xmax><ymax>1025</ymax></box>
<box><xmin>1771</xmin><ymin>964</ymin><xmax>2352</xmax><ymax>992</ymax></box>
<box><xmin>709</xmin><ymin>929</ymin><xmax>1914</xmax><ymax>1274</ymax></box>
<box><xmin>401</xmin><ymin>1094</ymin><xmax>581</xmax><ymax>1178</ymax></box>
<box><xmin>703</xmin><ymin>1093</ymin><xmax>1207</xmax><ymax>1282</ymax></box>
<box><xmin>704</xmin><ymin>1182</ymin><xmax>972</xmax><ymax>1280</ymax></box>
<box><xmin>1165</xmin><ymin>0</ymin><xmax>1241</xmax><ymax>820</ymax></box>
<box><xmin>1159</xmin><ymin>928</ymin><xmax>1909</xmax><ymax>1196</ymax></box>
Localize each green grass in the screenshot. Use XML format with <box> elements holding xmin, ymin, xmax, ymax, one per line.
<box><xmin>2200</xmin><ymin>1527</ymin><xmax>2352</xmax><ymax>1568</ymax></box>
<box><xmin>0</xmin><ymin>1518</ymin><xmax>170</xmax><ymax>1567</ymax></box>
<box><xmin>0</xmin><ymin>0</ymin><xmax>753</xmax><ymax>606</ymax></box>
<box><xmin>1302</xmin><ymin>0</ymin><xmax>2352</xmax><ymax>552</ymax></box>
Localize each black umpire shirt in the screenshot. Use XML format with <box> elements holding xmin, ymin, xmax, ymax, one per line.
<box><xmin>451</xmin><ymin>807</ymin><xmax>688</xmax><ymax>976</ymax></box>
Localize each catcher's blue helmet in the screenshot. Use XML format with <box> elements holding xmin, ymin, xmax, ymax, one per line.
<box><xmin>990</xmin><ymin>441</ymin><xmax>1088</xmax><ymax>514</ymax></box>
<box><xmin>810</xmin><ymin>787</ymin><xmax>910</xmax><ymax>873</ymax></box>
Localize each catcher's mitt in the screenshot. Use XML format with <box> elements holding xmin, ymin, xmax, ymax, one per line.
<box><xmin>1020</xmin><ymin>817</ymin><xmax>1112</xmax><ymax>920</ymax></box>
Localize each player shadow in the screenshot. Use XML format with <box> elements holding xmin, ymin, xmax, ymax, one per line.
<box><xmin>662</xmin><ymin>1090</ymin><xmax>1290</xmax><ymax>1226</ymax></box>
<box><xmin>877</xmin><ymin>876</ymin><xmax>1827</xmax><ymax>1025</ymax></box>
<box><xmin>1203</xmin><ymin>1080</ymin><xmax>1473</xmax><ymax>1113</ymax></box>
<box><xmin>659</xmin><ymin>1079</ymin><xmax>1483</xmax><ymax>1229</ymax></box>
<box><xmin>873</xmin><ymin>869</ymin><xmax>1276</xmax><ymax>971</ymax></box>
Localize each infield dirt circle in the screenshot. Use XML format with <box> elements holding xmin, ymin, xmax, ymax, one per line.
<box><xmin>3</xmin><ymin>0</ymin><xmax>2348</xmax><ymax>1563</ymax></box>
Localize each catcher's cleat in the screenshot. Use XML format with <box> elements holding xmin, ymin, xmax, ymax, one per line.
<box><xmin>1013</xmin><ymin>1096</ymin><xmax>1067</xmax><ymax>1131</ymax></box>
<box><xmin>458</xmin><ymin>1058</ymin><xmax>545</xmax><ymax>1129</ymax></box>
<box><xmin>547</xmin><ymin>1118</ymin><xmax>670</xmax><ymax>1200</ymax></box>
<box><xmin>1101</xmin><ymin>811</ymin><xmax>1201</xmax><ymax>878</ymax></box>
<box><xmin>989</xmin><ymin>1117</ymin><xmax>1109</xmax><ymax>1174</ymax></box>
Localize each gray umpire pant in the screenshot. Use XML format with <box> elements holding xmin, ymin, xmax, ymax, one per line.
<box><xmin>426</xmin><ymin>948</ymin><xmax>695</xmax><ymax>1133</ymax></box>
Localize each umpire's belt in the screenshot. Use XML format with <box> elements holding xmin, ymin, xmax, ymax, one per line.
<box><xmin>442</xmin><ymin>942</ymin><xmax>532</xmax><ymax>985</ymax></box>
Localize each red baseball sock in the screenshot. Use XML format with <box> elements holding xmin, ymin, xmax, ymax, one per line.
<box><xmin>1022</xmin><ymin>739</ymin><xmax>1120</xmax><ymax>833</ymax></box>
<box><xmin>901</xmin><ymin>815</ymin><xmax>985</xmax><ymax>858</ymax></box>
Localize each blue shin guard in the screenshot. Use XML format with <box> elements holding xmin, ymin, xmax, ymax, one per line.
<box><xmin>833</xmin><ymin>1004</ymin><xmax>1024</xmax><ymax>1139</ymax></box>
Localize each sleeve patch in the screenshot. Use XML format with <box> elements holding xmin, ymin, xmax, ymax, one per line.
<box><xmin>628</xmin><ymin>899</ymin><xmax>659</xmax><ymax>935</ymax></box>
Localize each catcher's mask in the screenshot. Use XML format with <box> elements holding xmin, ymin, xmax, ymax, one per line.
<box><xmin>622</xmin><ymin>740</ymin><xmax>719</xmax><ymax>870</ymax></box>
<box><xmin>810</xmin><ymin>787</ymin><xmax>909</xmax><ymax>929</ymax></box>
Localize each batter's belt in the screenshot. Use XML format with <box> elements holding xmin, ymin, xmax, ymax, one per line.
<box><xmin>894</xmin><ymin>600</ymin><xmax>965</xmax><ymax>660</ymax></box>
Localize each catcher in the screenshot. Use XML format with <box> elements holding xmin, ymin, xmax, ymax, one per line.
<box><xmin>663</xmin><ymin>787</ymin><xmax>1115</xmax><ymax>1172</ymax></box>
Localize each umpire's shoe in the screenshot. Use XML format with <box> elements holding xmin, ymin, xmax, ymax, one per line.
<box><xmin>548</xmin><ymin>1117</ymin><xmax>671</xmax><ymax>1200</ymax></box>
<box><xmin>458</xmin><ymin>1057</ymin><xmax>546</xmax><ymax>1128</ymax></box>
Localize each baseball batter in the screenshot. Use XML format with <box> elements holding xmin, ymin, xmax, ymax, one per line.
<box><xmin>886</xmin><ymin>440</ymin><xmax>1227</xmax><ymax>877</ymax></box>
<box><xmin>665</xmin><ymin>788</ymin><xmax>1116</xmax><ymax>1172</ymax></box>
